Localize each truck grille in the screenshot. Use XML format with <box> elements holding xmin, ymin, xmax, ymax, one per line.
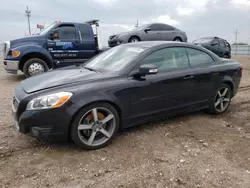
<box><xmin>12</xmin><ymin>96</ymin><xmax>19</xmax><ymax>111</ymax></box>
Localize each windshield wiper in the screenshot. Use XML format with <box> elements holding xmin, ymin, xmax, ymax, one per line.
<box><xmin>84</xmin><ymin>66</ymin><xmax>99</xmax><ymax>73</ymax></box>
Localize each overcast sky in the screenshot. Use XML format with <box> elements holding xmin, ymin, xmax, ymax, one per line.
<box><xmin>0</xmin><ymin>0</ymin><xmax>249</xmax><ymax>46</ymax></box>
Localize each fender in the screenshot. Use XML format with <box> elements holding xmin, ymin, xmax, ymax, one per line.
<box><xmin>222</xmin><ymin>75</ymin><xmax>235</xmax><ymax>93</ymax></box>
<box><xmin>13</xmin><ymin>44</ymin><xmax>53</xmax><ymax>68</ymax></box>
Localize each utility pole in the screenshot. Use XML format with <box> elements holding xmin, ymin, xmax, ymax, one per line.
<box><xmin>25</xmin><ymin>6</ymin><xmax>31</xmax><ymax>35</ymax></box>
<box><xmin>234</xmin><ymin>29</ymin><xmax>239</xmax><ymax>56</ymax></box>
<box><xmin>135</xmin><ymin>20</ymin><xmax>139</xmax><ymax>28</ymax></box>
<box><xmin>235</xmin><ymin>29</ymin><xmax>239</xmax><ymax>43</ymax></box>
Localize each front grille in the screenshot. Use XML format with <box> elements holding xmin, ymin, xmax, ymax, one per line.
<box><xmin>12</xmin><ymin>96</ymin><xmax>19</xmax><ymax>111</ymax></box>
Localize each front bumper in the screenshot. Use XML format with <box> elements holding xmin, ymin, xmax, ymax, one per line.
<box><xmin>3</xmin><ymin>59</ymin><xmax>19</xmax><ymax>74</ymax></box>
<box><xmin>108</xmin><ymin>39</ymin><xmax>123</xmax><ymax>47</ymax></box>
<box><xmin>12</xmin><ymin>104</ymin><xmax>74</xmax><ymax>142</ymax></box>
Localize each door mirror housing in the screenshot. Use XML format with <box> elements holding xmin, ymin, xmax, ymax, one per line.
<box><xmin>49</xmin><ymin>29</ymin><xmax>59</xmax><ymax>40</ymax></box>
<box><xmin>144</xmin><ymin>27</ymin><xmax>151</xmax><ymax>33</ymax></box>
<box><xmin>135</xmin><ymin>64</ymin><xmax>158</xmax><ymax>77</ymax></box>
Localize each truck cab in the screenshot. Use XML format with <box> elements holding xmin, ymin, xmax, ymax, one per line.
<box><xmin>3</xmin><ymin>20</ymin><xmax>101</xmax><ymax>77</ymax></box>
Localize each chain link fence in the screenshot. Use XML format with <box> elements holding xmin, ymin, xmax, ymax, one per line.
<box><xmin>231</xmin><ymin>45</ymin><xmax>250</xmax><ymax>56</ymax></box>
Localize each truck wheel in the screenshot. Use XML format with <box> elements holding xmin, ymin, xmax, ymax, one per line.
<box><xmin>23</xmin><ymin>58</ymin><xmax>49</xmax><ymax>77</ymax></box>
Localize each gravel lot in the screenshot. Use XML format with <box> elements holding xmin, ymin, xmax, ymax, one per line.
<box><xmin>0</xmin><ymin>56</ymin><xmax>250</xmax><ymax>188</ymax></box>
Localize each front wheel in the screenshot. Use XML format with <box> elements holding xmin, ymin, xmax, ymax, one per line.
<box><xmin>70</xmin><ymin>103</ymin><xmax>120</xmax><ymax>150</ymax></box>
<box><xmin>207</xmin><ymin>84</ymin><xmax>232</xmax><ymax>115</ymax></box>
<box><xmin>128</xmin><ymin>36</ymin><xmax>140</xmax><ymax>43</ymax></box>
<box><xmin>23</xmin><ymin>58</ymin><xmax>49</xmax><ymax>77</ymax></box>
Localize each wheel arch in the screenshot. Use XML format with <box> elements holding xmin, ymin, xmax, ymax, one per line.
<box><xmin>19</xmin><ymin>52</ymin><xmax>53</xmax><ymax>71</ymax></box>
<box><xmin>223</xmin><ymin>79</ymin><xmax>235</xmax><ymax>96</ymax></box>
<box><xmin>68</xmin><ymin>100</ymin><xmax>123</xmax><ymax>139</ymax></box>
<box><xmin>173</xmin><ymin>36</ymin><xmax>182</xmax><ymax>42</ymax></box>
<box><xmin>128</xmin><ymin>35</ymin><xmax>141</xmax><ymax>42</ymax></box>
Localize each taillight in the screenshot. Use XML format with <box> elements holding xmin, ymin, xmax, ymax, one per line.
<box><xmin>240</xmin><ymin>66</ymin><xmax>243</xmax><ymax>75</ymax></box>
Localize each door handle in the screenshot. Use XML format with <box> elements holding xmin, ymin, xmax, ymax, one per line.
<box><xmin>183</xmin><ymin>75</ymin><xmax>194</xmax><ymax>80</ymax></box>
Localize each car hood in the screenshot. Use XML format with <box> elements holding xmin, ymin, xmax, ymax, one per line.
<box><xmin>20</xmin><ymin>66</ymin><xmax>116</xmax><ymax>93</ymax></box>
<box><xmin>10</xmin><ymin>35</ymin><xmax>46</xmax><ymax>49</ymax></box>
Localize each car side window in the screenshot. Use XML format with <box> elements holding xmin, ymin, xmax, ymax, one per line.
<box><xmin>57</xmin><ymin>25</ymin><xmax>77</xmax><ymax>40</ymax></box>
<box><xmin>219</xmin><ymin>40</ymin><xmax>226</xmax><ymax>47</ymax></box>
<box><xmin>212</xmin><ymin>39</ymin><xmax>219</xmax><ymax>46</ymax></box>
<box><xmin>149</xmin><ymin>24</ymin><xmax>162</xmax><ymax>31</ymax></box>
<box><xmin>140</xmin><ymin>47</ymin><xmax>189</xmax><ymax>73</ymax></box>
<box><xmin>161</xmin><ymin>24</ymin><xmax>175</xmax><ymax>31</ymax></box>
<box><xmin>79</xmin><ymin>24</ymin><xmax>91</xmax><ymax>38</ymax></box>
<box><xmin>186</xmin><ymin>48</ymin><xmax>214</xmax><ymax>66</ymax></box>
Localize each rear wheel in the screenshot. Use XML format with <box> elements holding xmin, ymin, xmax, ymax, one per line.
<box><xmin>23</xmin><ymin>58</ymin><xmax>49</xmax><ymax>77</ymax></box>
<box><xmin>223</xmin><ymin>54</ymin><xmax>229</xmax><ymax>59</ymax></box>
<box><xmin>207</xmin><ymin>84</ymin><xmax>232</xmax><ymax>115</ymax></box>
<box><xmin>70</xmin><ymin>103</ymin><xmax>119</xmax><ymax>150</ymax></box>
<box><xmin>173</xmin><ymin>37</ymin><xmax>182</xmax><ymax>42</ymax></box>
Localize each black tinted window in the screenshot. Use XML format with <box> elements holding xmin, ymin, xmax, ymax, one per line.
<box><xmin>212</xmin><ymin>39</ymin><xmax>219</xmax><ymax>46</ymax></box>
<box><xmin>141</xmin><ymin>47</ymin><xmax>189</xmax><ymax>73</ymax></box>
<box><xmin>187</xmin><ymin>48</ymin><xmax>213</xmax><ymax>66</ymax></box>
<box><xmin>57</xmin><ymin>25</ymin><xmax>76</xmax><ymax>40</ymax></box>
<box><xmin>219</xmin><ymin>40</ymin><xmax>226</xmax><ymax>47</ymax></box>
<box><xmin>149</xmin><ymin>24</ymin><xmax>162</xmax><ymax>31</ymax></box>
<box><xmin>79</xmin><ymin>24</ymin><xmax>91</xmax><ymax>38</ymax></box>
<box><xmin>161</xmin><ymin>24</ymin><xmax>175</xmax><ymax>31</ymax></box>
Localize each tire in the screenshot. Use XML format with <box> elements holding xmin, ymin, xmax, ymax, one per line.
<box><xmin>128</xmin><ymin>36</ymin><xmax>140</xmax><ymax>43</ymax></box>
<box><xmin>207</xmin><ymin>84</ymin><xmax>232</xmax><ymax>115</ymax></box>
<box><xmin>223</xmin><ymin>54</ymin><xmax>229</xmax><ymax>59</ymax></box>
<box><xmin>23</xmin><ymin>58</ymin><xmax>49</xmax><ymax>77</ymax></box>
<box><xmin>173</xmin><ymin>37</ymin><xmax>182</xmax><ymax>42</ymax></box>
<box><xmin>70</xmin><ymin>102</ymin><xmax>120</xmax><ymax>150</ymax></box>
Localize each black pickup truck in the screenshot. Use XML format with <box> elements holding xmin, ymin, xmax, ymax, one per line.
<box><xmin>3</xmin><ymin>20</ymin><xmax>106</xmax><ymax>77</ymax></box>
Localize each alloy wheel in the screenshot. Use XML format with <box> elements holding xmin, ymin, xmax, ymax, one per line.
<box><xmin>214</xmin><ymin>87</ymin><xmax>231</xmax><ymax>112</ymax></box>
<box><xmin>77</xmin><ymin>107</ymin><xmax>116</xmax><ymax>147</ymax></box>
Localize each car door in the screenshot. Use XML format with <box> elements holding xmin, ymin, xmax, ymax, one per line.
<box><xmin>160</xmin><ymin>24</ymin><xmax>175</xmax><ymax>41</ymax></box>
<box><xmin>77</xmin><ymin>24</ymin><xmax>97</xmax><ymax>60</ymax></box>
<box><xmin>47</xmin><ymin>24</ymin><xmax>79</xmax><ymax>67</ymax></box>
<box><xmin>128</xmin><ymin>47</ymin><xmax>196</xmax><ymax>123</ymax></box>
<box><xmin>142</xmin><ymin>24</ymin><xmax>163</xmax><ymax>41</ymax></box>
<box><xmin>186</xmin><ymin>48</ymin><xmax>215</xmax><ymax>106</ymax></box>
<box><xmin>210</xmin><ymin>39</ymin><xmax>220</xmax><ymax>56</ymax></box>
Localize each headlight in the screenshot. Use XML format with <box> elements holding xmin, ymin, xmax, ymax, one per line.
<box><xmin>26</xmin><ymin>92</ymin><xmax>73</xmax><ymax>110</ymax></box>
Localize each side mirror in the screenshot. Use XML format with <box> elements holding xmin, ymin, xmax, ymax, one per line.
<box><xmin>49</xmin><ymin>29</ymin><xmax>59</xmax><ymax>40</ymax></box>
<box><xmin>144</xmin><ymin>27</ymin><xmax>151</xmax><ymax>33</ymax></box>
<box><xmin>138</xmin><ymin>64</ymin><xmax>158</xmax><ymax>76</ymax></box>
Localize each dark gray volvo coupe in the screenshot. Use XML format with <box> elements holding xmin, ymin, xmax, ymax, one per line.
<box><xmin>12</xmin><ymin>41</ymin><xmax>242</xmax><ymax>149</ymax></box>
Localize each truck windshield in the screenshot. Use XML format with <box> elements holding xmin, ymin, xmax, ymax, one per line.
<box><xmin>84</xmin><ymin>45</ymin><xmax>147</xmax><ymax>72</ymax></box>
<box><xmin>39</xmin><ymin>22</ymin><xmax>57</xmax><ymax>35</ymax></box>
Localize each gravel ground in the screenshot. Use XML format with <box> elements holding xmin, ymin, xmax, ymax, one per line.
<box><xmin>0</xmin><ymin>56</ymin><xmax>250</xmax><ymax>188</ymax></box>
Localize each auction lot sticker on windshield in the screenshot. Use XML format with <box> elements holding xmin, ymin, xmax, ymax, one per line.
<box><xmin>127</xmin><ymin>47</ymin><xmax>144</xmax><ymax>53</ymax></box>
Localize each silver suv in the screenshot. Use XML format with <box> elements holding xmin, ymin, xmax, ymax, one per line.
<box><xmin>108</xmin><ymin>23</ymin><xmax>188</xmax><ymax>47</ymax></box>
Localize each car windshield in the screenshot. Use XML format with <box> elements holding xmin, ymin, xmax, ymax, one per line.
<box><xmin>84</xmin><ymin>45</ymin><xmax>147</xmax><ymax>72</ymax></box>
<box><xmin>39</xmin><ymin>22</ymin><xmax>57</xmax><ymax>35</ymax></box>
<box><xmin>193</xmin><ymin>38</ymin><xmax>213</xmax><ymax>44</ymax></box>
